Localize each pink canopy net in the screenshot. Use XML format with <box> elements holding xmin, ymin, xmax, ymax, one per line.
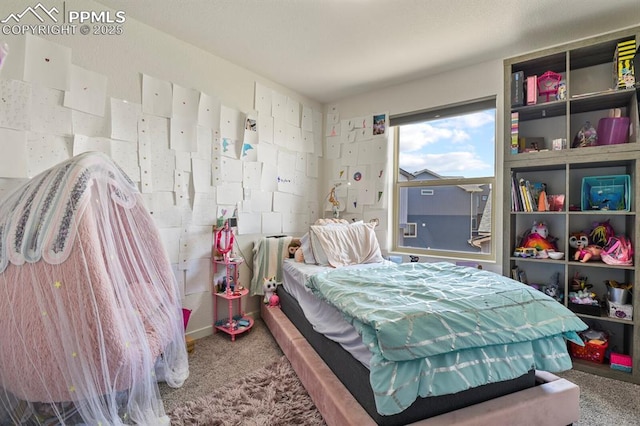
<box><xmin>0</xmin><ymin>152</ymin><xmax>189</xmax><ymax>424</ymax></box>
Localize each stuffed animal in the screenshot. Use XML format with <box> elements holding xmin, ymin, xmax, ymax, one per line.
<box><xmin>544</xmin><ymin>272</ymin><xmax>562</xmax><ymax>302</ymax></box>
<box><xmin>268</xmin><ymin>294</ymin><xmax>280</xmax><ymax>308</ymax></box>
<box><xmin>288</xmin><ymin>239</ymin><xmax>301</xmax><ymax>259</ymax></box>
<box><xmin>589</xmin><ymin>220</ymin><xmax>614</xmax><ymax>247</ymax></box>
<box><xmin>569</xmin><ymin>231</ymin><xmax>602</xmax><ymax>262</ymax></box>
<box><xmin>519</xmin><ymin>221</ymin><xmax>558</xmax><ymax>253</ymax></box>
<box><xmin>263</xmin><ymin>276</ymin><xmax>279</xmax><ymax>304</ymax></box>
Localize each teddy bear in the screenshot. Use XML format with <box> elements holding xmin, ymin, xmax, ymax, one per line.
<box><xmin>263</xmin><ymin>276</ymin><xmax>279</xmax><ymax>304</ymax></box>
<box><xmin>288</xmin><ymin>239</ymin><xmax>301</xmax><ymax>259</ymax></box>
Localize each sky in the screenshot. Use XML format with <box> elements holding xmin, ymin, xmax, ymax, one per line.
<box><xmin>398</xmin><ymin>109</ymin><xmax>496</xmax><ymax>178</ymax></box>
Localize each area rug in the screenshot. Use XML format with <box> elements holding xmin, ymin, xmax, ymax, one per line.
<box><xmin>168</xmin><ymin>355</ymin><xmax>326</xmax><ymax>425</ymax></box>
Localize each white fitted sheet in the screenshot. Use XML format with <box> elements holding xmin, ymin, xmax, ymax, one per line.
<box><xmin>282</xmin><ymin>259</ymin><xmax>394</xmax><ymax>368</ymax></box>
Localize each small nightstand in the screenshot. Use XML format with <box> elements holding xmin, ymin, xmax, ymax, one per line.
<box><xmin>212</xmin><ymin>256</ymin><xmax>253</xmax><ymax>341</ymax></box>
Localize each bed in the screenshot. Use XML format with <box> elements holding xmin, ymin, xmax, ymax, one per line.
<box><xmin>256</xmin><ymin>220</ymin><xmax>586</xmax><ymax>425</ymax></box>
<box><xmin>0</xmin><ymin>152</ymin><xmax>189</xmax><ymax>425</ymax></box>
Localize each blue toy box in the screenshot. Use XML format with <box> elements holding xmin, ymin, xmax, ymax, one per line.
<box><xmin>581</xmin><ymin>175</ymin><xmax>631</xmax><ymax>211</ymax></box>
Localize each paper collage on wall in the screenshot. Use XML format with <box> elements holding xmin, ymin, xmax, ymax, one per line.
<box><xmin>0</xmin><ymin>34</ymin><xmax>323</xmax><ymax>299</ymax></box>
<box><xmin>324</xmin><ymin>108</ymin><xmax>389</xmax><ymax>246</ymax></box>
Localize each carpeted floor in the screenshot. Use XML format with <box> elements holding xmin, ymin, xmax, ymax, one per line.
<box><xmin>168</xmin><ymin>356</ymin><xmax>325</xmax><ymax>425</ymax></box>
<box><xmin>162</xmin><ymin>317</ymin><xmax>640</xmax><ymax>425</ymax></box>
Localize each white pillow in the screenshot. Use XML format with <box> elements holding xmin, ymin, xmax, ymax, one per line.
<box><xmin>300</xmin><ymin>233</ymin><xmax>316</xmax><ymax>265</ymax></box>
<box><xmin>307</xmin><ymin>220</ymin><xmax>351</xmax><ymax>265</ymax></box>
<box><xmin>309</xmin><ymin>221</ymin><xmax>383</xmax><ymax>267</ymax></box>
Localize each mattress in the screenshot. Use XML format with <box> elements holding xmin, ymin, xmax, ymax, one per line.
<box><xmin>278</xmin><ymin>260</ymin><xmax>537</xmax><ymax>425</ymax></box>
<box><xmin>282</xmin><ymin>259</ymin><xmax>381</xmax><ymax>367</ymax></box>
<box><xmin>276</xmin><ymin>284</ymin><xmax>536</xmax><ymax>426</ymax></box>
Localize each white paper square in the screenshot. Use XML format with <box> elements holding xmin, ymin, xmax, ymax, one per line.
<box><xmin>63</xmin><ymin>64</ymin><xmax>108</xmax><ymax>117</ymax></box>
<box><xmin>142</xmin><ymin>74</ymin><xmax>172</xmax><ymax>117</ymax></box>
<box><xmin>24</xmin><ymin>35</ymin><xmax>71</xmax><ymax>91</ymax></box>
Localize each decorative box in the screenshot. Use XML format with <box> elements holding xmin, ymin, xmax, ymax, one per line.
<box><xmin>511</xmin><ymin>71</ymin><xmax>524</xmax><ymax>107</ymax></box>
<box><xmin>613</xmin><ymin>38</ymin><xmax>636</xmax><ymax>89</ymax></box>
<box><xmin>608</xmin><ymin>300</ymin><xmax>633</xmax><ymax>320</ymax></box>
<box><xmin>526</xmin><ymin>75</ymin><xmax>538</xmax><ymax>105</ymax></box>
<box><xmin>610</xmin><ymin>352</ymin><xmax>633</xmax><ymax>373</ymax></box>
<box><xmin>581</xmin><ymin>175</ymin><xmax>631</xmax><ymax>211</ymax></box>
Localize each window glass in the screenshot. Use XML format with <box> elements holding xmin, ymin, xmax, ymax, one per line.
<box><xmin>393</xmin><ymin>101</ymin><xmax>496</xmax><ymax>259</ymax></box>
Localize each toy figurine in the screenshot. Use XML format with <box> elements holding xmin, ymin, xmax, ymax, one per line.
<box><xmin>556</xmin><ymin>81</ymin><xmax>567</xmax><ymax>100</ymax></box>
<box><xmin>569</xmin><ymin>231</ymin><xmax>602</xmax><ymax>262</ymax></box>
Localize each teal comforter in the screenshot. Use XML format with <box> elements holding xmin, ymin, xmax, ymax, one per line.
<box><xmin>306</xmin><ymin>262</ymin><xmax>588</xmax><ymax>416</ymax></box>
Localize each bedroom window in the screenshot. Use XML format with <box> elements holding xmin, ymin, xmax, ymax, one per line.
<box><xmin>391</xmin><ymin>97</ymin><xmax>496</xmax><ymax>260</ymax></box>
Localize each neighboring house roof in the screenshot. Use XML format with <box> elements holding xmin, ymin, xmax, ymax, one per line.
<box><xmin>413</xmin><ymin>168</ymin><xmax>449</xmax><ymax>179</ymax></box>
<box><xmin>405</xmin><ymin>168</ymin><xmax>484</xmax><ymax>193</ymax></box>
<box><xmin>399</xmin><ymin>168</ymin><xmax>414</xmax><ymax>181</ymax></box>
<box><xmin>457</xmin><ymin>184</ymin><xmax>484</xmax><ymax>193</ymax></box>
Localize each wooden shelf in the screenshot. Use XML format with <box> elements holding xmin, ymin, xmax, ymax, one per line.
<box><xmin>504</xmin><ymin>26</ymin><xmax>640</xmax><ymax>385</ymax></box>
<box><xmin>571</xmin><ymin>358</ymin><xmax>634</xmax><ymax>383</ymax></box>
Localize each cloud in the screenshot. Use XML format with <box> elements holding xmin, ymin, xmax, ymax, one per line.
<box><xmin>399</xmin><ymin>151</ymin><xmax>492</xmax><ymax>177</ymax></box>
<box><xmin>399</xmin><ymin>111</ymin><xmax>494</xmax><ymax>152</ymax></box>
<box><xmin>398</xmin><ymin>110</ymin><xmax>495</xmax><ymax>176</ymax></box>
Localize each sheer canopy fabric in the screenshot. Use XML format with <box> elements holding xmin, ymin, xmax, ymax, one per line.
<box><xmin>0</xmin><ymin>152</ymin><xmax>188</xmax><ymax>425</ymax></box>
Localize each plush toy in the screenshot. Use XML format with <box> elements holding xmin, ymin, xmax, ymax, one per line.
<box><xmin>519</xmin><ymin>221</ymin><xmax>558</xmax><ymax>253</ymax></box>
<box><xmin>263</xmin><ymin>276</ymin><xmax>279</xmax><ymax>304</ymax></box>
<box><xmin>268</xmin><ymin>294</ymin><xmax>280</xmax><ymax>308</ymax></box>
<box><xmin>544</xmin><ymin>272</ymin><xmax>562</xmax><ymax>302</ymax></box>
<box><xmin>589</xmin><ymin>220</ymin><xmax>614</xmax><ymax>247</ymax></box>
<box><xmin>288</xmin><ymin>239</ymin><xmax>301</xmax><ymax>259</ymax></box>
<box><xmin>569</xmin><ymin>231</ymin><xmax>602</xmax><ymax>262</ymax></box>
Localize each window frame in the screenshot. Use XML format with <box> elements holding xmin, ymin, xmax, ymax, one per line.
<box><xmin>401</xmin><ymin>222</ymin><xmax>418</xmax><ymax>238</ymax></box>
<box><xmin>391</xmin><ymin>97</ymin><xmax>497</xmax><ymax>262</ymax></box>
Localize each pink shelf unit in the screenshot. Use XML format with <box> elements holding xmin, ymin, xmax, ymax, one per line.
<box><xmin>212</xmin><ymin>256</ymin><xmax>253</xmax><ymax>341</ymax></box>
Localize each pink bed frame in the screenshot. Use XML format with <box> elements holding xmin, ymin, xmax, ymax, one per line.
<box><xmin>261</xmin><ymin>303</ymin><xmax>581</xmax><ymax>426</ymax></box>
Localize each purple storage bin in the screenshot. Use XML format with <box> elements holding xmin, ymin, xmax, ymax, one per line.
<box><xmin>597</xmin><ymin>117</ymin><xmax>630</xmax><ymax>145</ymax></box>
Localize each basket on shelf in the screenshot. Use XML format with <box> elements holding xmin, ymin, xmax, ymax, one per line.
<box><xmin>569</xmin><ymin>339</ymin><xmax>608</xmax><ymax>364</ymax></box>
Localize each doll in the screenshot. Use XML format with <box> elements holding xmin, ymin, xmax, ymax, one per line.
<box><xmin>569</xmin><ymin>232</ymin><xmax>602</xmax><ymax>262</ymax></box>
